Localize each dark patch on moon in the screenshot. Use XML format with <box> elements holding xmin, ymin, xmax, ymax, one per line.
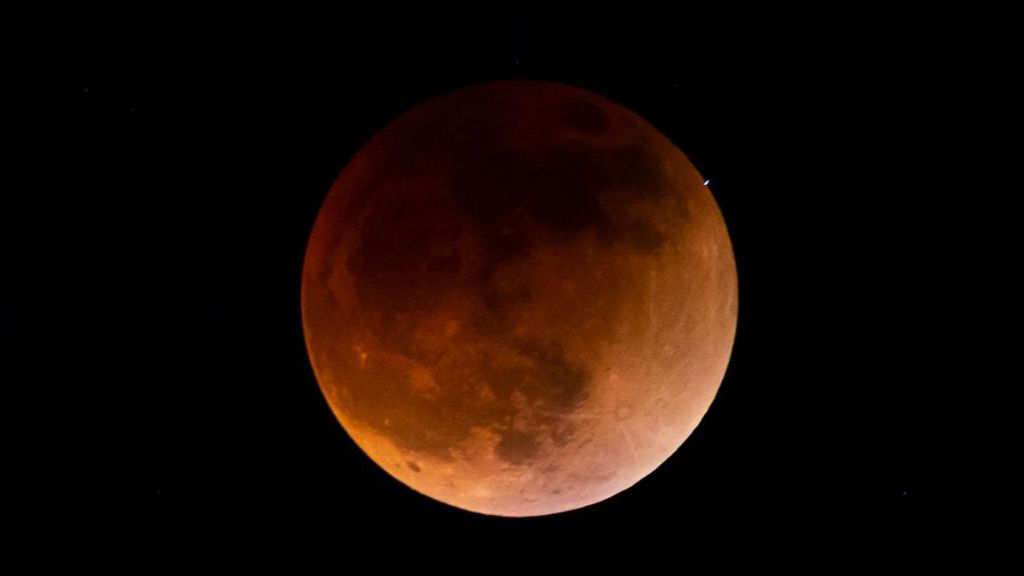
<box><xmin>496</xmin><ymin>430</ymin><xmax>542</xmax><ymax>465</ymax></box>
<box><xmin>562</xmin><ymin>99</ymin><xmax>612</xmax><ymax>134</ymax></box>
<box><xmin>449</xmin><ymin>146</ymin><xmax>610</xmax><ymax>240</ymax></box>
<box><xmin>448</xmin><ymin>138</ymin><xmax>676</xmax><ymax>256</ymax></box>
<box><xmin>511</xmin><ymin>339</ymin><xmax>590</xmax><ymax>410</ymax></box>
<box><xmin>479</xmin><ymin>260</ymin><xmax>532</xmax><ymax>313</ymax></box>
<box><xmin>346</xmin><ymin>200</ymin><xmax>464</xmax><ymax>313</ymax></box>
<box><xmin>406</xmin><ymin>460</ymin><xmax>421</xmax><ymax>472</ymax></box>
<box><xmin>622</xmin><ymin>218</ymin><xmax>667</xmax><ymax>253</ymax></box>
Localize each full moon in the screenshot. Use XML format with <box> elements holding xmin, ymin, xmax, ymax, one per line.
<box><xmin>302</xmin><ymin>81</ymin><xmax>737</xmax><ymax>517</ymax></box>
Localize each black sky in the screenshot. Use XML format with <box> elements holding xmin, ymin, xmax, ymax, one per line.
<box><xmin>11</xmin><ymin>15</ymin><xmax>1019</xmax><ymax>560</ymax></box>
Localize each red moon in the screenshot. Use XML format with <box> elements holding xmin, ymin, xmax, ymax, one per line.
<box><xmin>302</xmin><ymin>81</ymin><xmax>737</xmax><ymax>517</ymax></box>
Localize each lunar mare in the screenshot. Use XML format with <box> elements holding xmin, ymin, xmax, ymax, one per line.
<box><xmin>302</xmin><ymin>81</ymin><xmax>737</xmax><ymax>517</ymax></box>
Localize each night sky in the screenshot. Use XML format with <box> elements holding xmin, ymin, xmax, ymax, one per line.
<box><xmin>12</xmin><ymin>16</ymin><xmax>1018</xmax><ymax>560</ymax></box>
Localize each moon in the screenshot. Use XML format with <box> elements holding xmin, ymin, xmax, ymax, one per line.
<box><xmin>302</xmin><ymin>81</ymin><xmax>737</xmax><ymax>517</ymax></box>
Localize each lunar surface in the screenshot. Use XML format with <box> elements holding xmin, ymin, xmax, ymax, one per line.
<box><xmin>302</xmin><ymin>81</ymin><xmax>737</xmax><ymax>516</ymax></box>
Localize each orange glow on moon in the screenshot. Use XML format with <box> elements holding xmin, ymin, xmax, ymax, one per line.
<box><xmin>302</xmin><ymin>81</ymin><xmax>737</xmax><ymax>516</ymax></box>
